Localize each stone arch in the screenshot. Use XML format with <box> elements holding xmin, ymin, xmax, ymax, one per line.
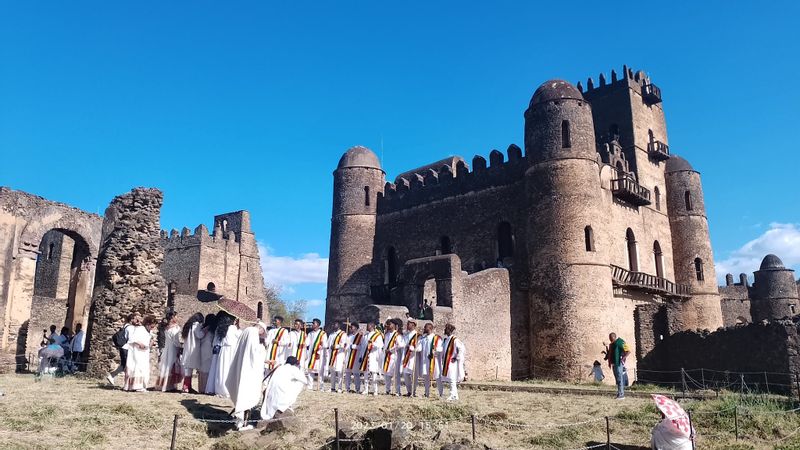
<box><xmin>397</xmin><ymin>255</ymin><xmax>458</xmax><ymax>316</ymax></box>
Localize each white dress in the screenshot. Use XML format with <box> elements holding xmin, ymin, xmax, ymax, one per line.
<box><xmin>155</xmin><ymin>324</ymin><xmax>182</xmax><ymax>391</ymax></box>
<box><xmin>199</xmin><ymin>326</ymin><xmax>214</xmax><ymax>374</ymax></box>
<box><xmin>226</xmin><ymin>327</ymin><xmax>267</xmax><ymax>414</ymax></box>
<box><xmin>182</xmin><ymin>322</ymin><xmax>203</xmax><ymax>372</ymax></box>
<box><xmin>122</xmin><ymin>325</ymin><xmax>152</xmax><ymax>391</ymax></box>
<box><xmin>213</xmin><ymin>325</ymin><xmax>241</xmax><ymax>398</ymax></box>
<box><xmin>205</xmin><ymin>334</ymin><xmax>221</xmax><ymax>394</ymax></box>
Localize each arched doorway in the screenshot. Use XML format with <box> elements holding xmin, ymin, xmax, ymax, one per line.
<box><xmin>626</xmin><ymin>228</ymin><xmax>639</xmax><ymax>272</ymax></box>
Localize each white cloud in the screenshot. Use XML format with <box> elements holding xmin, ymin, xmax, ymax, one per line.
<box><xmin>258</xmin><ymin>243</ymin><xmax>329</xmax><ymax>287</ymax></box>
<box><xmin>715</xmin><ymin>223</ymin><xmax>800</xmax><ymax>283</ymax></box>
<box><xmin>305</xmin><ymin>299</ymin><xmax>325</xmax><ymax>307</ymax></box>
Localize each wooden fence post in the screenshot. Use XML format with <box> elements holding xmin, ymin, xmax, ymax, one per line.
<box><xmin>170</xmin><ymin>415</ymin><xmax>178</xmax><ymax>450</ymax></box>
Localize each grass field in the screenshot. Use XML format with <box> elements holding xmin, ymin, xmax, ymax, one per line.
<box><xmin>0</xmin><ymin>373</ymin><xmax>799</xmax><ymax>449</ymax></box>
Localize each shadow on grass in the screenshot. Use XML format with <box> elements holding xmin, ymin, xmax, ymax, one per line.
<box><xmin>585</xmin><ymin>442</ymin><xmax>649</xmax><ymax>450</ymax></box>
<box><xmin>180</xmin><ymin>398</ymin><xmax>243</xmax><ymax>437</ymax></box>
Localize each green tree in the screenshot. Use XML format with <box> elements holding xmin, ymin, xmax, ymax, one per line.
<box><xmin>265</xmin><ymin>284</ymin><xmax>308</xmax><ymax>323</ymax></box>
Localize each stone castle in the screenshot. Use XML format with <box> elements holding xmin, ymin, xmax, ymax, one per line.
<box><xmin>325</xmin><ymin>66</ymin><xmax>727</xmax><ymax>381</ymax></box>
<box><xmin>0</xmin><ymin>186</ymin><xmax>267</xmax><ymax>368</ymax></box>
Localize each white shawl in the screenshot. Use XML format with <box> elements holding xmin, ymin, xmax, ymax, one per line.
<box><xmin>225</xmin><ymin>326</ymin><xmax>267</xmax><ymax>414</ymax></box>
<box><xmin>261</xmin><ymin>364</ymin><xmax>308</xmax><ymax>420</ymax></box>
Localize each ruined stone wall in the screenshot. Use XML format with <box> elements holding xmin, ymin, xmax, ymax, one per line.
<box><xmin>32</xmin><ymin>231</ymin><xmax>74</xmax><ymax>299</ymax></box>
<box><xmin>86</xmin><ymin>188</ymin><xmax>167</xmax><ymax>376</ymax></box>
<box><xmin>640</xmin><ymin>320</ymin><xmax>800</xmax><ymax>394</ymax></box>
<box><xmin>25</xmin><ymin>295</ymin><xmax>68</xmax><ymax>355</ymax></box>
<box><xmin>720</xmin><ymin>283</ymin><xmax>752</xmax><ymax>326</ymax></box>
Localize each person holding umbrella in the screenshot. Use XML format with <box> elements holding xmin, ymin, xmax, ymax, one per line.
<box><xmin>650</xmin><ymin>394</ymin><xmax>695</xmax><ymax>449</ymax></box>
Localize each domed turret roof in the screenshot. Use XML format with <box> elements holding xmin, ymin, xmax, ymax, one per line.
<box><xmin>529</xmin><ymin>80</ymin><xmax>584</xmax><ymax>107</ymax></box>
<box><xmin>665</xmin><ymin>155</ymin><xmax>695</xmax><ymax>173</ymax></box>
<box><xmin>337</xmin><ymin>146</ymin><xmax>381</xmax><ymax>170</ymax></box>
<box><xmin>760</xmin><ymin>254</ymin><xmax>786</xmax><ymax>270</ymax></box>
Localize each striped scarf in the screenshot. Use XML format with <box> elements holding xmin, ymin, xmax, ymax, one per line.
<box><xmin>382</xmin><ymin>332</ymin><xmax>399</xmax><ymax>372</ymax></box>
<box><xmin>294</xmin><ymin>330</ymin><xmax>307</xmax><ymax>360</ymax></box>
<box><xmin>268</xmin><ymin>328</ymin><xmax>287</xmax><ymax>362</ymax></box>
<box><xmin>359</xmin><ymin>331</ymin><xmax>382</xmax><ymax>372</ymax></box>
<box><xmin>307</xmin><ymin>330</ymin><xmax>327</xmax><ymax>369</ymax></box>
<box><xmin>441</xmin><ymin>336</ymin><xmax>457</xmax><ymax>377</ymax></box>
<box><xmin>346</xmin><ymin>333</ymin><xmax>363</xmax><ymax>370</ymax></box>
<box><xmin>428</xmin><ymin>334</ymin><xmax>441</xmax><ymax>378</ymax></box>
<box><xmin>402</xmin><ymin>332</ymin><xmax>418</xmax><ymax>368</ymax></box>
<box><xmin>328</xmin><ymin>331</ymin><xmax>346</xmax><ymax>367</ymax></box>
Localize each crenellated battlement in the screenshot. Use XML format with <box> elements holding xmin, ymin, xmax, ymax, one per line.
<box><xmin>377</xmin><ymin>144</ymin><xmax>527</xmax><ymax>214</ymax></box>
<box><xmin>577</xmin><ymin>65</ymin><xmax>656</xmax><ymax>97</ymax></box>
<box><xmin>160</xmin><ymin>221</ymin><xmax>241</xmax><ymax>251</ymax></box>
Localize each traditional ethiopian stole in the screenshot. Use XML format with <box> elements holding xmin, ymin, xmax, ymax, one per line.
<box><xmin>441</xmin><ymin>336</ymin><xmax>457</xmax><ymax>377</ymax></box>
<box><xmin>359</xmin><ymin>331</ymin><xmax>381</xmax><ymax>371</ymax></box>
<box><xmin>402</xmin><ymin>332</ymin><xmax>418</xmax><ymax>368</ymax></box>
<box><xmin>382</xmin><ymin>332</ymin><xmax>399</xmax><ymax>372</ymax></box>
<box><xmin>307</xmin><ymin>330</ymin><xmax>327</xmax><ymax>369</ymax></box>
<box><xmin>295</xmin><ymin>330</ymin><xmax>307</xmax><ymax>360</ymax></box>
<box><xmin>428</xmin><ymin>334</ymin><xmax>441</xmax><ymax>378</ymax></box>
<box><xmin>268</xmin><ymin>327</ymin><xmax>287</xmax><ymax>363</ymax></box>
<box><xmin>328</xmin><ymin>331</ymin><xmax>346</xmax><ymax>367</ymax></box>
<box><xmin>347</xmin><ymin>333</ymin><xmax>363</xmax><ymax>370</ymax></box>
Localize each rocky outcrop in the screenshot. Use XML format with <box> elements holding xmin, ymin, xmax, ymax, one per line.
<box><xmin>86</xmin><ymin>188</ymin><xmax>166</xmax><ymax>377</ymax></box>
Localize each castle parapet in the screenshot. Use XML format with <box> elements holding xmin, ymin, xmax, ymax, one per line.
<box><xmin>378</xmin><ymin>144</ymin><xmax>527</xmax><ymax>214</ymax></box>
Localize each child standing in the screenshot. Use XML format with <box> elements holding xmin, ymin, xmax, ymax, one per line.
<box><xmin>590</xmin><ymin>360</ymin><xmax>605</xmax><ymax>383</ymax></box>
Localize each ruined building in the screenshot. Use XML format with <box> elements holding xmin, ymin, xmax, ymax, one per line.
<box><xmin>0</xmin><ymin>186</ymin><xmax>267</xmax><ymax>369</ymax></box>
<box><xmin>719</xmin><ymin>254</ymin><xmax>800</xmax><ymax>326</ymax></box>
<box><xmin>325</xmin><ymin>66</ymin><xmax>723</xmax><ymax>381</ymax></box>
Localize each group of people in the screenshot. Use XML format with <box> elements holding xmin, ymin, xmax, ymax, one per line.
<box><xmin>36</xmin><ymin>323</ymin><xmax>86</xmax><ymax>375</ymax></box>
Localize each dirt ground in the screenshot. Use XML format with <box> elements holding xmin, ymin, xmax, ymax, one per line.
<box><xmin>0</xmin><ymin>373</ymin><xmax>796</xmax><ymax>449</ymax></box>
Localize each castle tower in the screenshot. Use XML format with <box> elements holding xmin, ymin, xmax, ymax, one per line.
<box><xmin>325</xmin><ymin>146</ymin><xmax>385</xmax><ymax>324</ymax></box>
<box><xmin>665</xmin><ymin>155</ymin><xmax>723</xmax><ymax>330</ymax></box>
<box><xmin>524</xmin><ymin>80</ymin><xmax>614</xmax><ymax>378</ymax></box>
<box><xmin>751</xmin><ymin>254</ymin><xmax>799</xmax><ymax>321</ymax></box>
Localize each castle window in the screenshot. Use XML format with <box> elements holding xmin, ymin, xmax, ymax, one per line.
<box><xmin>561</xmin><ymin>120</ymin><xmax>571</xmax><ymax>148</ymax></box>
<box><xmin>694</xmin><ymin>257</ymin><xmax>704</xmax><ymax>281</ymax></box>
<box><xmin>653</xmin><ymin>241</ymin><xmax>664</xmax><ymax>278</ymax></box>
<box><xmin>245</xmin><ymin>286</ymin><xmax>248</xmax><ymax>295</ymax></box>
<box><xmin>684</xmin><ymin>191</ymin><xmax>693</xmax><ymax>211</ymax></box>
<box><xmin>47</xmin><ymin>242</ymin><xmax>55</xmax><ymax>261</ymax></box>
<box><xmin>584</xmin><ymin>226</ymin><xmax>594</xmax><ymax>252</ymax></box>
<box><xmin>497</xmin><ymin>221</ymin><xmax>514</xmax><ymax>260</ymax></box>
<box><xmin>648</xmin><ymin>129</ymin><xmax>654</xmax><ymax>143</ymax></box>
<box><xmin>364</xmin><ymin>186</ymin><xmax>371</xmax><ymax>207</ymax></box>
<box><xmin>609</xmin><ymin>124</ymin><xmax>620</xmax><ymax>142</ymax></box>
<box><xmin>790</xmin><ymin>304</ymin><xmax>796</xmax><ymax>315</ymax></box>
<box><xmin>257</xmin><ymin>301</ymin><xmax>263</xmax><ymax>319</ymax></box>
<box><xmin>439</xmin><ymin>236</ymin><xmax>452</xmax><ymax>255</ymax></box>
<box><xmin>385</xmin><ymin>246</ymin><xmax>398</xmax><ymax>286</ymax></box>
<box><xmin>654</xmin><ymin>187</ymin><xmax>661</xmax><ymax>211</ymax></box>
<box><xmin>626</xmin><ymin>228</ymin><xmax>639</xmax><ymax>272</ymax></box>
<box><xmin>222</xmin><ymin>219</ymin><xmax>228</xmax><ymax>233</ymax></box>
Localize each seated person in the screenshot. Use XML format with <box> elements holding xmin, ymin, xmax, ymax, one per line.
<box><xmin>37</xmin><ymin>339</ymin><xmax>65</xmax><ymax>375</ymax></box>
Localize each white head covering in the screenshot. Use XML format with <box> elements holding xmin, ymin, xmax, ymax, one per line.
<box><xmin>225</xmin><ymin>326</ymin><xmax>267</xmax><ymax>414</ymax></box>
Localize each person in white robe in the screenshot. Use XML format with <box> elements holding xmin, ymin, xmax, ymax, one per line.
<box><xmin>198</xmin><ymin>314</ymin><xmax>217</xmax><ymax>394</ymax></box>
<box><xmin>155</xmin><ymin>313</ymin><xmax>183</xmax><ymax>392</ymax></box>
<box><xmin>358</xmin><ymin>322</ymin><xmax>384</xmax><ymax>396</ymax></box>
<box><xmin>305</xmin><ymin>318</ymin><xmax>328</xmax><ymax>391</ymax></box>
<box><xmin>122</xmin><ymin>314</ymin><xmax>157</xmax><ymax>392</ymax></box>
<box><xmin>382</xmin><ymin>318</ymin><xmax>406</xmax><ymax>396</ymax></box>
<box><xmin>401</xmin><ymin>320</ymin><xmax>421</xmax><ymax>396</ymax></box>
<box><xmin>343</xmin><ymin>323</ymin><xmax>363</xmax><ymax>393</ymax></box>
<box><xmin>180</xmin><ymin>313</ymin><xmax>205</xmax><ymax>393</ymax></box>
<box><xmin>438</xmin><ymin>323</ymin><xmax>466</xmax><ymax>401</ymax></box>
<box><xmin>289</xmin><ymin>319</ymin><xmax>308</xmax><ymax>371</ymax></box>
<box><xmin>651</xmin><ymin>413</ymin><xmax>694</xmax><ymax>449</ymax></box>
<box><xmin>265</xmin><ymin>316</ymin><xmax>292</xmax><ymax>370</ymax></box>
<box><xmin>225</xmin><ymin>322</ymin><xmax>268</xmax><ymax>431</ymax></box>
<box><xmin>261</xmin><ymin>356</ymin><xmax>308</xmax><ymax>420</ymax></box>
<box><xmin>326</xmin><ymin>323</ymin><xmax>348</xmax><ymax>393</ymax></box>
<box><xmin>417</xmin><ymin>323</ymin><xmax>443</xmax><ymax>398</ymax></box>
<box><xmin>211</xmin><ymin>312</ymin><xmax>242</xmax><ymax>398</ymax></box>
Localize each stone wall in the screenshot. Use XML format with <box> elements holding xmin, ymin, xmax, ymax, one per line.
<box><xmin>86</xmin><ymin>188</ymin><xmax>167</xmax><ymax>376</ymax></box>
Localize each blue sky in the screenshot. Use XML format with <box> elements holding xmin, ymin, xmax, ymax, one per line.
<box><xmin>2</xmin><ymin>1</ymin><xmax>799</xmax><ymax>320</ymax></box>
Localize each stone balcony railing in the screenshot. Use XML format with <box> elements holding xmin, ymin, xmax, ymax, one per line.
<box><xmin>647</xmin><ymin>140</ymin><xmax>671</xmax><ymax>161</ymax></box>
<box><xmin>610</xmin><ymin>264</ymin><xmax>691</xmax><ymax>299</ymax></box>
<box><xmin>611</xmin><ymin>177</ymin><xmax>652</xmax><ymax>206</ymax></box>
<box><xmin>642</xmin><ymin>83</ymin><xmax>662</xmax><ymax>104</ymax></box>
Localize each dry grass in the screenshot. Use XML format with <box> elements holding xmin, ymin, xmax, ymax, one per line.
<box><xmin>0</xmin><ymin>373</ymin><xmax>795</xmax><ymax>449</ymax></box>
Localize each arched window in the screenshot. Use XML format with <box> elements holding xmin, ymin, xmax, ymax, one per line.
<box><xmin>385</xmin><ymin>247</ymin><xmax>398</xmax><ymax>286</ymax></box>
<box><xmin>615</xmin><ymin>161</ymin><xmax>624</xmax><ymax>176</ymax></box>
<box><xmin>47</xmin><ymin>242</ymin><xmax>55</xmax><ymax>261</ymax></box>
<box><xmin>561</xmin><ymin>120</ymin><xmax>571</xmax><ymax>148</ymax></box>
<box><xmin>654</xmin><ymin>187</ymin><xmax>661</xmax><ymax>211</ymax></box>
<box><xmin>257</xmin><ymin>302</ymin><xmax>263</xmax><ymax>319</ymax></box>
<box><xmin>653</xmin><ymin>241</ymin><xmax>664</xmax><ymax>278</ymax></box>
<box><xmin>684</xmin><ymin>191</ymin><xmax>693</xmax><ymax>211</ymax></box>
<box><xmin>364</xmin><ymin>186</ymin><xmax>371</xmax><ymax>207</ymax></box>
<box><xmin>694</xmin><ymin>257</ymin><xmax>704</xmax><ymax>281</ymax></box>
<box><xmin>648</xmin><ymin>129</ymin><xmax>654</xmax><ymax>144</ymax></box>
<box><xmin>167</xmin><ymin>281</ymin><xmax>177</xmax><ymax>309</ymax></box>
<box><xmin>626</xmin><ymin>228</ymin><xmax>638</xmax><ymax>272</ymax></box>
<box><xmin>584</xmin><ymin>226</ymin><xmax>594</xmax><ymax>252</ymax></box>
<box><xmin>439</xmin><ymin>236</ymin><xmax>452</xmax><ymax>255</ymax></box>
<box><xmin>222</xmin><ymin>219</ymin><xmax>228</xmax><ymax>233</ymax></box>
<box><xmin>497</xmin><ymin>222</ymin><xmax>514</xmax><ymax>259</ymax></box>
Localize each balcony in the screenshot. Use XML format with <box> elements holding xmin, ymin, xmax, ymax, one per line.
<box><xmin>611</xmin><ymin>177</ymin><xmax>652</xmax><ymax>206</ymax></box>
<box><xmin>642</xmin><ymin>83</ymin><xmax>662</xmax><ymax>104</ymax></box>
<box><xmin>647</xmin><ymin>140</ymin><xmax>671</xmax><ymax>161</ymax></box>
<box><xmin>611</xmin><ymin>264</ymin><xmax>691</xmax><ymax>299</ymax></box>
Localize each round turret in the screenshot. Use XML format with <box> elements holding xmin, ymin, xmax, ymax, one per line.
<box><xmin>752</xmin><ymin>254</ymin><xmax>799</xmax><ymax>321</ymax></box>
<box><xmin>665</xmin><ymin>155</ymin><xmax>694</xmax><ymax>173</ymax></box>
<box><xmin>337</xmin><ymin>145</ymin><xmax>381</xmax><ymax>170</ymax></box>
<box><xmin>524</xmin><ymin>80</ymin><xmax>596</xmax><ymax>164</ymax></box>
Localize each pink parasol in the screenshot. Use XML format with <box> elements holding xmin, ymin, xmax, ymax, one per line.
<box><xmin>217</xmin><ymin>297</ymin><xmax>258</xmax><ymax>323</ymax></box>
<box><xmin>651</xmin><ymin>394</ymin><xmax>692</xmax><ymax>437</ymax></box>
